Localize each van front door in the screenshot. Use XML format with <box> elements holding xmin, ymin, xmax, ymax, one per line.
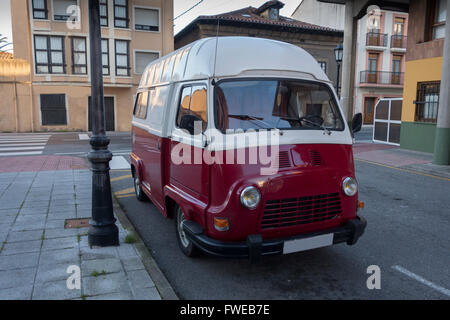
<box><xmin>169</xmin><ymin>84</ymin><xmax>209</xmax><ymax>220</ymax></box>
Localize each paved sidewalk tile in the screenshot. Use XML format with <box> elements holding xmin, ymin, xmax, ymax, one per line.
<box><xmin>42</xmin><ymin>237</ymin><xmax>78</xmax><ymax>251</ymax></box>
<box><xmin>1</xmin><ymin>240</ymin><xmax>42</xmax><ymax>255</ymax></box>
<box><xmin>39</xmin><ymin>247</ymin><xmax>79</xmax><ymax>266</ymax></box>
<box><xmin>81</xmin><ymin>258</ymin><xmax>123</xmax><ymax>276</ymax></box>
<box><xmin>35</xmin><ymin>262</ymin><xmax>76</xmax><ymax>284</ymax></box>
<box><xmin>82</xmin><ymin>272</ymin><xmax>131</xmax><ymax>296</ymax></box>
<box><xmin>0</xmin><ymin>252</ymin><xmax>40</xmax><ymax>271</ymax></box>
<box><xmin>33</xmin><ymin>280</ymin><xmax>81</xmax><ymax>300</ymax></box>
<box><xmin>0</xmin><ymin>285</ymin><xmax>33</xmax><ymax>300</ymax></box>
<box><xmin>133</xmin><ymin>287</ymin><xmax>161</xmax><ymax>300</ymax></box>
<box><xmin>0</xmin><ymin>267</ymin><xmax>36</xmax><ymax>289</ymax></box>
<box><xmin>6</xmin><ymin>230</ymin><xmax>43</xmax><ymax>243</ymax></box>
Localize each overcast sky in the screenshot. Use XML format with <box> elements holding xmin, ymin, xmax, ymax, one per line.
<box><xmin>0</xmin><ymin>0</ymin><xmax>301</xmax><ymax>53</ymax></box>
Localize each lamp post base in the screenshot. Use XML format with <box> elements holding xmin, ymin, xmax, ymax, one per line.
<box><xmin>88</xmin><ymin>224</ymin><xmax>119</xmax><ymax>247</ymax></box>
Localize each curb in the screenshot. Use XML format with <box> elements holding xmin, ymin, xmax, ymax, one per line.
<box><xmin>112</xmin><ymin>197</ymin><xmax>179</xmax><ymax>300</ymax></box>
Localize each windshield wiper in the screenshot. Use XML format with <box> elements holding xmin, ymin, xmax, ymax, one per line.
<box><xmin>228</xmin><ymin>114</ymin><xmax>273</xmax><ymax>130</ymax></box>
<box><xmin>299</xmin><ymin>118</ymin><xmax>332</xmax><ymax>135</ymax></box>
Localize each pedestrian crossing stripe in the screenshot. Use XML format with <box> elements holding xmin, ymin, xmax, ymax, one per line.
<box><xmin>0</xmin><ymin>134</ymin><xmax>51</xmax><ymax>157</ymax></box>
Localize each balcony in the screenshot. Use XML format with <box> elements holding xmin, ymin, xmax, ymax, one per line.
<box><xmin>390</xmin><ymin>35</ymin><xmax>407</xmax><ymax>49</ymax></box>
<box><xmin>360</xmin><ymin>71</ymin><xmax>404</xmax><ymax>85</ymax></box>
<box><xmin>366</xmin><ymin>32</ymin><xmax>388</xmax><ymax>47</ymax></box>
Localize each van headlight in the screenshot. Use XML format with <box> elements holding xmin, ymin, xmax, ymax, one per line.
<box><xmin>342</xmin><ymin>177</ymin><xmax>358</xmax><ymax>196</ymax></box>
<box><xmin>240</xmin><ymin>186</ymin><xmax>261</xmax><ymax>209</ymax></box>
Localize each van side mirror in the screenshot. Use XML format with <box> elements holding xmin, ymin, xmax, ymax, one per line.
<box><xmin>351</xmin><ymin>113</ymin><xmax>362</xmax><ymax>134</ymax></box>
<box><xmin>180</xmin><ymin>114</ymin><xmax>202</xmax><ymax>135</ymax></box>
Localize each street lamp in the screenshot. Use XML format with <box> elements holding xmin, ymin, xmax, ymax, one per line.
<box><xmin>334</xmin><ymin>43</ymin><xmax>343</xmax><ymax>98</ymax></box>
<box><xmin>87</xmin><ymin>0</ymin><xmax>119</xmax><ymax>247</ymax></box>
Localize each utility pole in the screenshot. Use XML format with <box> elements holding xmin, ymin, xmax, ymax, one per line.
<box><xmin>87</xmin><ymin>0</ymin><xmax>119</xmax><ymax>247</ymax></box>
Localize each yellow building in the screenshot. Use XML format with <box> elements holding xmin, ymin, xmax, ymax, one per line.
<box><xmin>1</xmin><ymin>0</ymin><xmax>173</xmax><ymax>132</ymax></box>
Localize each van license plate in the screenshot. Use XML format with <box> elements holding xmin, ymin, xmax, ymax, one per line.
<box><xmin>283</xmin><ymin>234</ymin><xmax>334</xmax><ymax>254</ymax></box>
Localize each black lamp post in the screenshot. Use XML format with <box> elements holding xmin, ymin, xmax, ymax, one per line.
<box><xmin>87</xmin><ymin>0</ymin><xmax>119</xmax><ymax>247</ymax></box>
<box><xmin>334</xmin><ymin>43</ymin><xmax>343</xmax><ymax>98</ymax></box>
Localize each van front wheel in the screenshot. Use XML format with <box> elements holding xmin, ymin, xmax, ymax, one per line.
<box><xmin>175</xmin><ymin>206</ymin><xmax>199</xmax><ymax>257</ymax></box>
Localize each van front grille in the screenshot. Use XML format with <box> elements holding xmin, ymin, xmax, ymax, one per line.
<box><xmin>261</xmin><ymin>193</ymin><xmax>341</xmax><ymax>229</ymax></box>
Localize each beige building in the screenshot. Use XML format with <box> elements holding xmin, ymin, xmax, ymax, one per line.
<box><xmin>1</xmin><ymin>0</ymin><xmax>173</xmax><ymax>132</ymax></box>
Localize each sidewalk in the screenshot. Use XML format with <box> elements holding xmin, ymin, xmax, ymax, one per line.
<box><xmin>353</xmin><ymin>142</ymin><xmax>450</xmax><ymax>180</ymax></box>
<box><xmin>0</xmin><ymin>157</ymin><xmax>173</xmax><ymax>300</ymax></box>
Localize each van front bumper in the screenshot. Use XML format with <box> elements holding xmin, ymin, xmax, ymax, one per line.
<box><xmin>182</xmin><ymin>216</ymin><xmax>366</xmax><ymax>261</ymax></box>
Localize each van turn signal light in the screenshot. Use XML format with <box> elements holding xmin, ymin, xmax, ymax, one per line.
<box><xmin>358</xmin><ymin>201</ymin><xmax>365</xmax><ymax>209</ymax></box>
<box><xmin>213</xmin><ymin>217</ymin><xmax>230</xmax><ymax>231</ymax></box>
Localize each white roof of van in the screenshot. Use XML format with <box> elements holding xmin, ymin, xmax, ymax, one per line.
<box><xmin>139</xmin><ymin>36</ymin><xmax>330</xmax><ymax>88</ymax></box>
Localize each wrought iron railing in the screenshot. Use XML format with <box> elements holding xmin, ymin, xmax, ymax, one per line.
<box><xmin>360</xmin><ymin>71</ymin><xmax>404</xmax><ymax>85</ymax></box>
<box><xmin>366</xmin><ymin>32</ymin><xmax>388</xmax><ymax>47</ymax></box>
<box><xmin>391</xmin><ymin>35</ymin><xmax>407</xmax><ymax>49</ymax></box>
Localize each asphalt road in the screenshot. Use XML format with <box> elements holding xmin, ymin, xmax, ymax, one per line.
<box><xmin>110</xmin><ymin>158</ymin><xmax>450</xmax><ymax>300</ymax></box>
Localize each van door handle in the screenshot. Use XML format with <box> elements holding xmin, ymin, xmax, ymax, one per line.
<box><xmin>157</xmin><ymin>140</ymin><xmax>161</xmax><ymax>150</ymax></box>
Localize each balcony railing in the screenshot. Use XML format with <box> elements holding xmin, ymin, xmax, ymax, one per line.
<box><xmin>390</xmin><ymin>35</ymin><xmax>407</xmax><ymax>49</ymax></box>
<box><xmin>366</xmin><ymin>32</ymin><xmax>388</xmax><ymax>47</ymax></box>
<box><xmin>360</xmin><ymin>71</ymin><xmax>404</xmax><ymax>85</ymax></box>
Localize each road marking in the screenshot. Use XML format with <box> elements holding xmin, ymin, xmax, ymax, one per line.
<box><xmin>111</xmin><ymin>174</ymin><xmax>132</xmax><ymax>182</ymax></box>
<box><xmin>0</xmin><ymin>143</ymin><xmax>47</xmax><ymax>147</ymax></box>
<box><xmin>109</xmin><ymin>156</ymin><xmax>129</xmax><ymax>170</ymax></box>
<box><xmin>79</xmin><ymin>133</ymin><xmax>90</xmax><ymax>140</ymax></box>
<box><xmin>355</xmin><ymin>158</ymin><xmax>450</xmax><ymax>181</ymax></box>
<box><xmin>392</xmin><ymin>265</ymin><xmax>450</xmax><ymax>297</ymax></box>
<box><xmin>114</xmin><ymin>187</ymin><xmax>134</xmax><ymax>195</ymax></box>
<box><xmin>115</xmin><ymin>194</ymin><xmax>135</xmax><ymax>199</ymax></box>
<box><xmin>0</xmin><ymin>151</ymin><xmax>43</xmax><ymax>157</ymax></box>
<box><xmin>0</xmin><ymin>146</ymin><xmax>45</xmax><ymax>151</ymax></box>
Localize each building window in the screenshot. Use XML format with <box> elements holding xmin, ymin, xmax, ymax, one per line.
<box><xmin>115</xmin><ymin>40</ymin><xmax>129</xmax><ymax>76</ymax></box>
<box><xmin>34</xmin><ymin>35</ymin><xmax>66</xmax><ymax>74</ymax></box>
<box><xmin>430</xmin><ymin>0</ymin><xmax>447</xmax><ymax>39</ymax></box>
<box><xmin>71</xmin><ymin>37</ymin><xmax>87</xmax><ymax>74</ymax></box>
<box><xmin>53</xmin><ymin>0</ymin><xmax>77</xmax><ymax>21</ymax></box>
<box><xmin>367</xmin><ymin>53</ymin><xmax>379</xmax><ymax>83</ymax></box>
<box><xmin>415</xmin><ymin>81</ymin><xmax>440</xmax><ymax>122</ymax></box>
<box><xmin>32</xmin><ymin>0</ymin><xmax>48</xmax><ymax>19</ymax></box>
<box><xmin>40</xmin><ymin>94</ymin><xmax>67</xmax><ymax>125</ymax></box>
<box><xmin>102</xmin><ymin>39</ymin><xmax>110</xmax><ymax>75</ymax></box>
<box><xmin>391</xmin><ymin>55</ymin><xmax>402</xmax><ymax>84</ymax></box>
<box><xmin>99</xmin><ymin>0</ymin><xmax>108</xmax><ymax>26</ymax></box>
<box><xmin>134</xmin><ymin>8</ymin><xmax>159</xmax><ymax>31</ymax></box>
<box><xmin>135</xmin><ymin>51</ymin><xmax>159</xmax><ymax>74</ymax></box>
<box><xmin>114</xmin><ymin>0</ymin><xmax>129</xmax><ymax>28</ymax></box>
<box><xmin>318</xmin><ymin>61</ymin><xmax>327</xmax><ymax>73</ymax></box>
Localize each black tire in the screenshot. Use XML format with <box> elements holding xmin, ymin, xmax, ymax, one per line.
<box><xmin>175</xmin><ymin>206</ymin><xmax>199</xmax><ymax>257</ymax></box>
<box><xmin>133</xmin><ymin>172</ymin><xmax>148</xmax><ymax>202</ymax></box>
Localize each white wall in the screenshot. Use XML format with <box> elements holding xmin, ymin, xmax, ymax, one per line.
<box><xmin>291</xmin><ymin>0</ymin><xmax>345</xmax><ymax>30</ymax></box>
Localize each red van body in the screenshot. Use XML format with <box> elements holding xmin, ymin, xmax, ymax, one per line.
<box><xmin>130</xmin><ymin>37</ymin><xmax>366</xmax><ymax>260</ymax></box>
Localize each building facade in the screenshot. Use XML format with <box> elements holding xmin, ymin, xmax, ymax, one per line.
<box><xmin>354</xmin><ymin>8</ymin><xmax>408</xmax><ymax>125</ymax></box>
<box><xmin>174</xmin><ymin>1</ymin><xmax>343</xmax><ymax>90</ymax></box>
<box><xmin>399</xmin><ymin>0</ymin><xmax>446</xmax><ymax>154</ymax></box>
<box><xmin>292</xmin><ymin>0</ymin><xmax>408</xmax><ymax>125</ymax></box>
<box><xmin>2</xmin><ymin>0</ymin><xmax>173</xmax><ymax>132</ymax></box>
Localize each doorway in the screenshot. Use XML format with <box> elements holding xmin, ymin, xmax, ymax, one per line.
<box><xmin>363</xmin><ymin>97</ymin><xmax>376</xmax><ymax>124</ymax></box>
<box><xmin>88</xmin><ymin>96</ymin><xmax>115</xmax><ymax>131</ymax></box>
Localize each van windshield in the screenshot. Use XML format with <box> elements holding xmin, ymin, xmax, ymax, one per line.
<box><xmin>215</xmin><ymin>80</ymin><xmax>344</xmax><ymax>132</ymax></box>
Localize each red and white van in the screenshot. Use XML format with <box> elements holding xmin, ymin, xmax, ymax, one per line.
<box><xmin>131</xmin><ymin>37</ymin><xmax>366</xmax><ymax>260</ymax></box>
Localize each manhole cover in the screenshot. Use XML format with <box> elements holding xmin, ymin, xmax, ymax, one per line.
<box><xmin>65</xmin><ymin>218</ymin><xmax>91</xmax><ymax>229</ymax></box>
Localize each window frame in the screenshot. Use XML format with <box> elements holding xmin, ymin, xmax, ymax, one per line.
<box><xmin>100</xmin><ymin>0</ymin><xmax>109</xmax><ymax>27</ymax></box>
<box><xmin>71</xmin><ymin>36</ymin><xmax>87</xmax><ymax>75</ymax></box>
<box><xmin>34</xmin><ymin>35</ymin><xmax>66</xmax><ymax>75</ymax></box>
<box><xmin>114</xmin><ymin>0</ymin><xmax>129</xmax><ymax>29</ymax></box>
<box><xmin>40</xmin><ymin>94</ymin><xmax>68</xmax><ymax>126</ymax></box>
<box><xmin>414</xmin><ymin>81</ymin><xmax>441</xmax><ymax>123</ymax></box>
<box><xmin>428</xmin><ymin>0</ymin><xmax>447</xmax><ymax>40</ymax></box>
<box><xmin>52</xmin><ymin>0</ymin><xmax>79</xmax><ymax>22</ymax></box>
<box><xmin>133</xmin><ymin>50</ymin><xmax>160</xmax><ymax>75</ymax></box>
<box><xmin>133</xmin><ymin>6</ymin><xmax>160</xmax><ymax>32</ymax></box>
<box><xmin>133</xmin><ymin>91</ymin><xmax>150</xmax><ymax>120</ymax></box>
<box><xmin>175</xmin><ymin>83</ymin><xmax>208</xmax><ymax>134</ymax></box>
<box><xmin>32</xmin><ymin>0</ymin><xmax>48</xmax><ymax>20</ymax></box>
<box><xmin>101</xmin><ymin>38</ymin><xmax>110</xmax><ymax>76</ymax></box>
<box><xmin>114</xmin><ymin>39</ymin><xmax>130</xmax><ymax>77</ymax></box>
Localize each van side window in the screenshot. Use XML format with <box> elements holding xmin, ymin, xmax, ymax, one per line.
<box><xmin>176</xmin><ymin>85</ymin><xmax>207</xmax><ymax>132</ymax></box>
<box><xmin>133</xmin><ymin>91</ymin><xmax>149</xmax><ymax>119</ymax></box>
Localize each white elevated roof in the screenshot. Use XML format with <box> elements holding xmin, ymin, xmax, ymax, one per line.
<box><xmin>139</xmin><ymin>36</ymin><xmax>330</xmax><ymax>89</ymax></box>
